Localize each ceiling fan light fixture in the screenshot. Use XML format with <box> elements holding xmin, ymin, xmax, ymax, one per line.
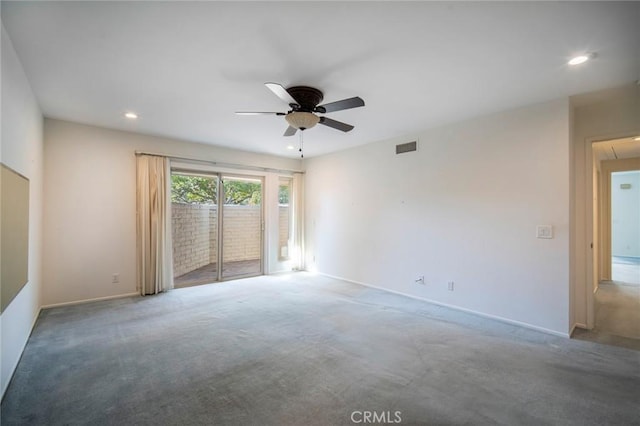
<box><xmin>285</xmin><ymin>111</ymin><xmax>320</xmax><ymax>130</ymax></box>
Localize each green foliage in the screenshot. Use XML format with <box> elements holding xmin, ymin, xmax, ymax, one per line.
<box><xmin>223</xmin><ymin>180</ymin><xmax>261</xmax><ymax>205</ymax></box>
<box><xmin>171</xmin><ymin>175</ymin><xmax>262</xmax><ymax>206</ymax></box>
<box><xmin>278</xmin><ymin>185</ymin><xmax>290</xmax><ymax>204</ymax></box>
<box><xmin>171</xmin><ymin>175</ymin><xmax>217</xmax><ymax>204</ymax></box>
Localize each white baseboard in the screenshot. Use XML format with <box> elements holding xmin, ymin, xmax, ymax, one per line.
<box><xmin>570</xmin><ymin>323</ymin><xmax>577</xmax><ymax>336</ymax></box>
<box><xmin>41</xmin><ymin>292</ymin><xmax>139</xmax><ymax>309</ymax></box>
<box><xmin>1</xmin><ymin>305</ymin><xmax>42</xmax><ymax>401</ymax></box>
<box><xmin>317</xmin><ymin>272</ymin><xmax>571</xmax><ymax>338</ymax></box>
<box><xmin>571</xmin><ymin>323</ymin><xmax>588</xmax><ymax>336</ymax></box>
<box><xmin>267</xmin><ymin>269</ymin><xmax>295</xmax><ymax>275</ymax></box>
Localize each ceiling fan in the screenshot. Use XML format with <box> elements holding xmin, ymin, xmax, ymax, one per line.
<box><xmin>236</xmin><ymin>83</ymin><xmax>365</xmax><ymax>137</ymax></box>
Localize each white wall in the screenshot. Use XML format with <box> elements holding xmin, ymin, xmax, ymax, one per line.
<box><xmin>611</xmin><ymin>171</ymin><xmax>640</xmax><ymax>257</ymax></box>
<box><xmin>304</xmin><ymin>99</ymin><xmax>571</xmax><ymax>335</ymax></box>
<box><xmin>571</xmin><ymin>83</ymin><xmax>640</xmax><ymax>329</ymax></box>
<box><xmin>1</xmin><ymin>24</ymin><xmax>44</xmax><ymax>398</ymax></box>
<box><xmin>43</xmin><ymin>119</ymin><xmax>301</xmax><ymax>306</ymax></box>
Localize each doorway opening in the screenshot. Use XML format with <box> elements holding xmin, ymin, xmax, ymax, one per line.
<box><xmin>171</xmin><ymin>171</ymin><xmax>263</xmax><ymax>288</ymax></box>
<box><xmin>221</xmin><ymin>175</ymin><xmax>263</xmax><ymax>280</ymax></box>
<box><xmin>591</xmin><ymin>138</ymin><xmax>640</xmax><ymax>340</ymax></box>
<box><xmin>610</xmin><ymin>170</ymin><xmax>640</xmax><ymax>285</ymax></box>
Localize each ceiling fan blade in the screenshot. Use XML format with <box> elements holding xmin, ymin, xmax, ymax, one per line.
<box><xmin>283</xmin><ymin>126</ymin><xmax>298</xmax><ymax>137</ymax></box>
<box><xmin>235</xmin><ymin>111</ymin><xmax>285</xmax><ymax>116</ymax></box>
<box><xmin>315</xmin><ymin>97</ymin><xmax>364</xmax><ymax>113</ymax></box>
<box><xmin>319</xmin><ymin>116</ymin><xmax>354</xmax><ymax>132</ymax></box>
<box><xmin>265</xmin><ymin>83</ymin><xmax>299</xmax><ymax>106</ymax></box>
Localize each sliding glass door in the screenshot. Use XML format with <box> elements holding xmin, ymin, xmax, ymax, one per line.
<box><xmin>221</xmin><ymin>175</ymin><xmax>263</xmax><ymax>279</ymax></box>
<box><xmin>170</xmin><ymin>171</ymin><xmax>263</xmax><ymax>287</ymax></box>
<box><xmin>171</xmin><ymin>172</ymin><xmax>219</xmax><ymax>288</ymax></box>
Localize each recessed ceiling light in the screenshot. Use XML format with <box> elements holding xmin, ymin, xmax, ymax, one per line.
<box><xmin>286</xmin><ymin>145</ymin><xmax>295</xmax><ymax>150</ymax></box>
<box><xmin>124</xmin><ymin>112</ymin><xmax>138</xmax><ymax>119</ymax></box>
<box><xmin>568</xmin><ymin>53</ymin><xmax>595</xmax><ymax>66</ymax></box>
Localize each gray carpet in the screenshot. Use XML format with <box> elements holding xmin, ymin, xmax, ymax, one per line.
<box><xmin>2</xmin><ymin>273</ymin><xmax>639</xmax><ymax>425</ymax></box>
<box><xmin>594</xmin><ymin>282</ymin><xmax>640</xmax><ymax>339</ymax></box>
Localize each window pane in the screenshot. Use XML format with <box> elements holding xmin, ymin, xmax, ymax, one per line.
<box><xmin>279</xmin><ymin>178</ymin><xmax>291</xmax><ymax>260</ymax></box>
<box><xmin>171</xmin><ymin>173</ymin><xmax>218</xmax><ymax>288</ymax></box>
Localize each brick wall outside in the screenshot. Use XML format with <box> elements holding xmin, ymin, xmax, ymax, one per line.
<box><xmin>172</xmin><ymin>203</ymin><xmax>211</xmax><ymax>277</ymax></box>
<box><xmin>279</xmin><ymin>205</ymin><xmax>290</xmax><ymax>258</ymax></box>
<box><xmin>221</xmin><ymin>205</ymin><xmax>261</xmax><ymax>263</ymax></box>
<box><xmin>172</xmin><ymin>203</ymin><xmax>262</xmax><ymax>277</ymax></box>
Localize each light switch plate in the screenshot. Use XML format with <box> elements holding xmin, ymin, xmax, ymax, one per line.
<box><xmin>536</xmin><ymin>225</ymin><xmax>553</xmax><ymax>239</ymax></box>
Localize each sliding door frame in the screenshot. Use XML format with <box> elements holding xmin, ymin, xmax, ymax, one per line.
<box><xmin>168</xmin><ymin>156</ymin><xmax>302</xmax><ymax>281</ymax></box>
<box><xmin>219</xmin><ymin>173</ymin><xmax>265</xmax><ymax>281</ymax></box>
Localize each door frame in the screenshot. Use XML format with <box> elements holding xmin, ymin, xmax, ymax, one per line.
<box><xmin>584</xmin><ymin>133</ymin><xmax>639</xmax><ymax>329</ymax></box>
<box><xmin>599</xmin><ymin>160</ymin><xmax>640</xmax><ymax>282</ymax></box>
<box><xmin>219</xmin><ymin>173</ymin><xmax>265</xmax><ymax>281</ymax></box>
<box><xmin>168</xmin><ymin>157</ymin><xmax>301</xmax><ymax>280</ymax></box>
<box><xmin>170</xmin><ymin>167</ymin><xmax>265</xmax><ymax>284</ymax></box>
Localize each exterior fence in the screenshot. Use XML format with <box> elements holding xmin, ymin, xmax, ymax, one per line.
<box><xmin>171</xmin><ymin>203</ymin><xmax>289</xmax><ymax>277</ymax></box>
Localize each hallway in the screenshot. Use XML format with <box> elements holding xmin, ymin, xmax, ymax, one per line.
<box><xmin>594</xmin><ymin>281</ymin><xmax>640</xmax><ymax>340</ymax></box>
<box><xmin>611</xmin><ymin>255</ymin><xmax>640</xmax><ymax>285</ymax></box>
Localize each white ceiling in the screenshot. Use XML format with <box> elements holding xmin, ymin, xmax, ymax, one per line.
<box><xmin>2</xmin><ymin>1</ymin><xmax>639</xmax><ymax>158</ymax></box>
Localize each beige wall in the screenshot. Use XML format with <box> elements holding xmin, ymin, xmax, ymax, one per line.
<box><xmin>570</xmin><ymin>83</ymin><xmax>640</xmax><ymax>329</ymax></box>
<box><xmin>42</xmin><ymin>119</ymin><xmax>300</xmax><ymax>306</ymax></box>
<box><xmin>1</xmin><ymin>25</ymin><xmax>44</xmax><ymax>398</ymax></box>
<box><xmin>305</xmin><ymin>98</ymin><xmax>571</xmax><ymax>335</ymax></box>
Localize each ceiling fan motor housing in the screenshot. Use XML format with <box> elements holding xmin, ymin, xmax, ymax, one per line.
<box><xmin>287</xmin><ymin>86</ymin><xmax>324</xmax><ymax>111</ymax></box>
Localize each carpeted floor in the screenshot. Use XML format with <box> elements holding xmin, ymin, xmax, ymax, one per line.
<box><xmin>594</xmin><ymin>281</ymin><xmax>640</xmax><ymax>339</ymax></box>
<box><xmin>2</xmin><ymin>273</ymin><xmax>639</xmax><ymax>425</ymax></box>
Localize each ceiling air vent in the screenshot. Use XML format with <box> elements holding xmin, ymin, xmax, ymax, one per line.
<box><xmin>396</xmin><ymin>141</ymin><xmax>417</xmax><ymax>154</ymax></box>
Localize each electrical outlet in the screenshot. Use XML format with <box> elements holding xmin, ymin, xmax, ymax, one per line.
<box><xmin>415</xmin><ymin>276</ymin><xmax>425</xmax><ymax>285</ymax></box>
<box><xmin>112</xmin><ymin>273</ymin><xmax>120</xmax><ymax>284</ymax></box>
<box><xmin>447</xmin><ymin>281</ymin><xmax>454</xmax><ymax>291</ymax></box>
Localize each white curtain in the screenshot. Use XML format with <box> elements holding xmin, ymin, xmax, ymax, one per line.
<box><xmin>292</xmin><ymin>172</ymin><xmax>305</xmax><ymax>271</ymax></box>
<box><xmin>136</xmin><ymin>154</ymin><xmax>174</xmax><ymax>295</ymax></box>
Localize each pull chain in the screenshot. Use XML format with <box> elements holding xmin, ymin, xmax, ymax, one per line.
<box><xmin>299</xmin><ymin>130</ymin><xmax>304</xmax><ymax>158</ymax></box>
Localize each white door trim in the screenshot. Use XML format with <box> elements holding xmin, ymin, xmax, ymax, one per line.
<box><xmin>583</xmin><ymin>132</ymin><xmax>638</xmax><ymax>329</ymax></box>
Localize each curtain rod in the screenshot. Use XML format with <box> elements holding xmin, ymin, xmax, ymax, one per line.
<box><xmin>134</xmin><ymin>151</ymin><xmax>304</xmax><ymax>174</ymax></box>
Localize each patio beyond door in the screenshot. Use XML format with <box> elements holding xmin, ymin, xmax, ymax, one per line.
<box><xmin>171</xmin><ymin>171</ymin><xmax>263</xmax><ymax>287</ymax></box>
<box><xmin>221</xmin><ymin>176</ymin><xmax>263</xmax><ymax>279</ymax></box>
